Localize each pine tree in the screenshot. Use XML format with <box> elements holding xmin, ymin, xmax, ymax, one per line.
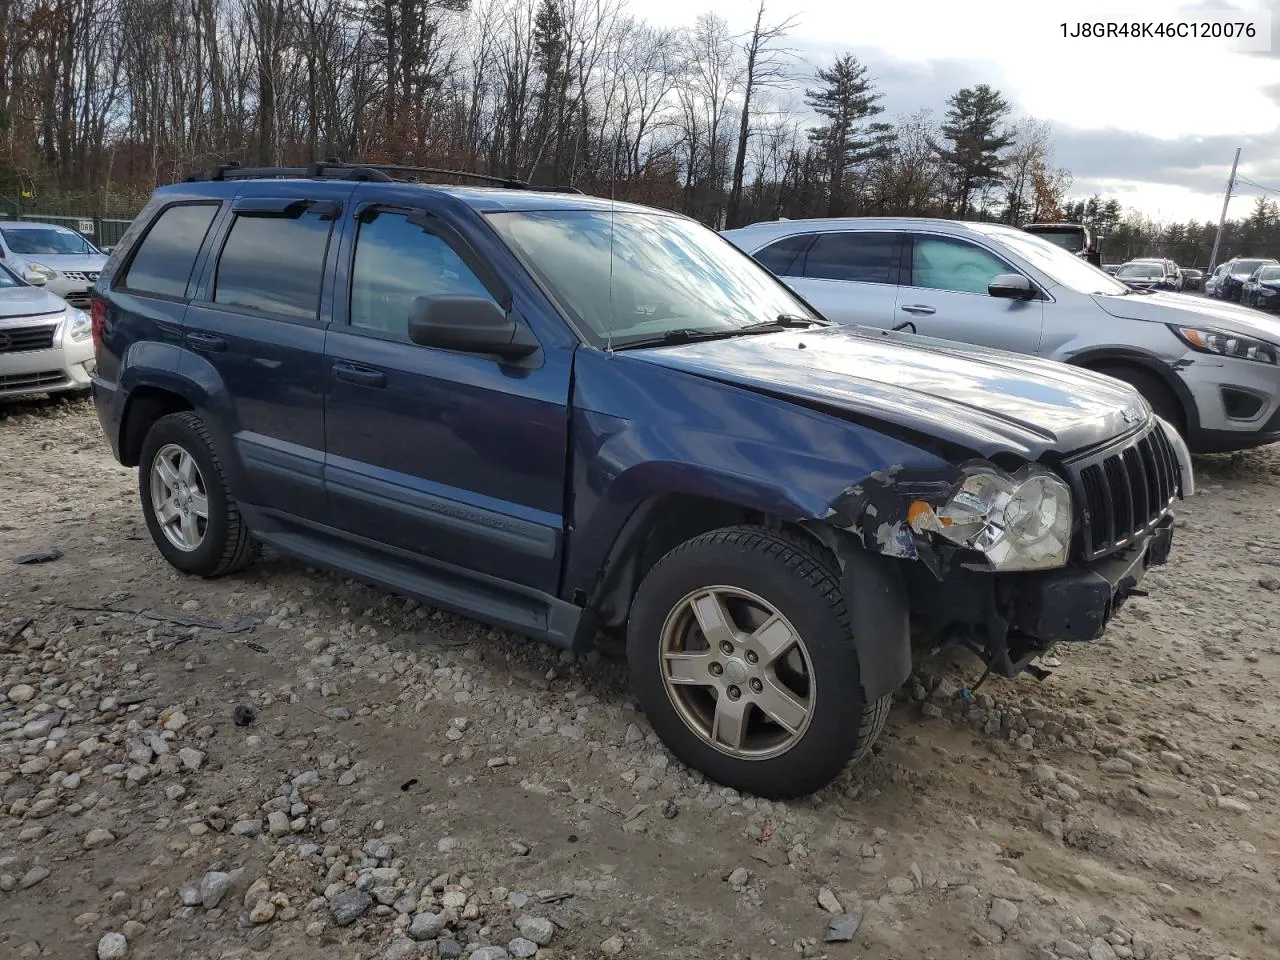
<box><xmin>933</xmin><ymin>84</ymin><xmax>1013</xmax><ymax>219</ymax></box>
<box><xmin>805</xmin><ymin>54</ymin><xmax>895</xmax><ymax>216</ymax></box>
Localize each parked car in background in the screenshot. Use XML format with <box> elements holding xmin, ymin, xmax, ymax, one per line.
<box><xmin>1216</xmin><ymin>257</ymin><xmax>1278</xmax><ymax>302</ymax></box>
<box><xmin>1243</xmin><ymin>264</ymin><xmax>1280</xmax><ymax>311</ymax></box>
<box><xmin>723</xmin><ymin>217</ymin><xmax>1280</xmax><ymax>452</ymax></box>
<box><xmin>1115</xmin><ymin>259</ymin><xmax>1182</xmax><ymax>292</ymax></box>
<box><xmin>0</xmin><ymin>221</ymin><xmax>107</xmax><ymax>309</ymax></box>
<box><xmin>1180</xmin><ymin>268</ymin><xmax>1204</xmax><ymax>292</ymax></box>
<box><xmin>0</xmin><ymin>261</ymin><xmax>95</xmax><ymax>400</ymax></box>
<box><xmin>1102</xmin><ymin>263</ymin><xmax>1121</xmax><ymax>275</ymax></box>
<box><xmin>91</xmin><ymin>166</ymin><xmax>1189</xmax><ymax>798</ymax></box>
<box><xmin>1205</xmin><ymin>263</ymin><xmax>1227</xmax><ymax>298</ymax></box>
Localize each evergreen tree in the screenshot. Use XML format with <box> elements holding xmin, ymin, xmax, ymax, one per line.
<box><xmin>933</xmin><ymin>84</ymin><xmax>1013</xmax><ymax>218</ymax></box>
<box><xmin>805</xmin><ymin>54</ymin><xmax>895</xmax><ymax>216</ymax></box>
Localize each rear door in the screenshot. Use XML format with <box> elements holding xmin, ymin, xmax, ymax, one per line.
<box><xmin>322</xmin><ymin>194</ymin><xmax>571</xmax><ymax>594</ymax></box>
<box><xmin>182</xmin><ymin>181</ymin><xmax>353</xmax><ymax>522</ymax></box>
<box><xmin>759</xmin><ymin>230</ymin><xmax>904</xmax><ymax>327</ymax></box>
<box><xmin>895</xmin><ymin>232</ymin><xmax>1044</xmax><ymax>354</ymax></box>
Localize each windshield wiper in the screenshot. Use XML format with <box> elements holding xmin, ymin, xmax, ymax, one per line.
<box><xmin>612</xmin><ymin>328</ymin><xmax>753</xmax><ymax>350</ymax></box>
<box><xmin>613</xmin><ymin>316</ymin><xmax>822</xmax><ymax>350</ymax></box>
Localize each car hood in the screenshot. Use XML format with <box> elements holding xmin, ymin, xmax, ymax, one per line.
<box><xmin>10</xmin><ymin>253</ymin><xmax>106</xmax><ymax>272</ymax></box>
<box><xmin>0</xmin><ymin>286</ymin><xmax>68</xmax><ymax>319</ymax></box>
<box><xmin>629</xmin><ymin>326</ymin><xmax>1148</xmax><ymax>460</ymax></box>
<box><xmin>1093</xmin><ymin>290</ymin><xmax>1280</xmax><ymax>343</ymax></box>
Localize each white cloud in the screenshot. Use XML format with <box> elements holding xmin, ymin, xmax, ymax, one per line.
<box><xmin>639</xmin><ymin>0</ymin><xmax>1279</xmax><ymax>220</ymax></box>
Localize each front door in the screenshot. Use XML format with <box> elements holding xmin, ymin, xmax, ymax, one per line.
<box><xmin>895</xmin><ymin>232</ymin><xmax>1044</xmax><ymax>354</ymax></box>
<box><xmin>322</xmin><ymin>200</ymin><xmax>571</xmax><ymax>594</ymax></box>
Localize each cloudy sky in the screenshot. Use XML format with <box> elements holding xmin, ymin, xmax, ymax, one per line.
<box><xmin>644</xmin><ymin>0</ymin><xmax>1280</xmax><ymax>223</ymax></box>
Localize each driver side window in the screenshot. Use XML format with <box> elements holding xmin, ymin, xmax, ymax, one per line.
<box><xmin>910</xmin><ymin>235</ymin><xmax>1013</xmax><ymax>295</ymax></box>
<box><xmin>350</xmin><ymin>212</ymin><xmax>498</xmax><ymax>338</ymax></box>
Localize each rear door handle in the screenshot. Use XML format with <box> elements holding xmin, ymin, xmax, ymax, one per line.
<box><xmin>332</xmin><ymin>361</ymin><xmax>387</xmax><ymax>388</ymax></box>
<box><xmin>900</xmin><ymin>304</ymin><xmax>936</xmax><ymax>316</ymax></box>
<box><xmin>185</xmin><ymin>331</ymin><xmax>227</xmax><ymax>352</ymax></box>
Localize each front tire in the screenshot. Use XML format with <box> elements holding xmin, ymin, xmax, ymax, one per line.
<box><xmin>1095</xmin><ymin>365</ymin><xmax>1187</xmax><ymax>438</ymax></box>
<box><xmin>138</xmin><ymin>412</ymin><xmax>254</xmax><ymax>577</ymax></box>
<box><xmin>627</xmin><ymin>527</ymin><xmax>891</xmax><ymax>799</ymax></box>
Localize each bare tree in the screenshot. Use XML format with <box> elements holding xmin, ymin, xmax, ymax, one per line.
<box><xmin>725</xmin><ymin>1</ymin><xmax>794</xmax><ymax>228</ymax></box>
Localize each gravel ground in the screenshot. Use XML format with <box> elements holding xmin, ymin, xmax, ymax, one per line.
<box><xmin>2</xmin><ymin>397</ymin><xmax>1279</xmax><ymax>960</ymax></box>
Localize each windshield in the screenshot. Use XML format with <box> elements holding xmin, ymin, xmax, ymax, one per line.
<box><xmin>1116</xmin><ymin>263</ymin><xmax>1163</xmax><ymax>279</ymax></box>
<box><xmin>0</xmin><ymin>263</ymin><xmax>22</xmax><ymax>289</ymax></box>
<box><xmin>1233</xmin><ymin>259</ymin><xmax>1273</xmax><ymax>276</ymax></box>
<box><xmin>977</xmin><ymin>226</ymin><xmax>1129</xmax><ymax>295</ymax></box>
<box><xmin>486</xmin><ymin>210</ymin><xmax>818</xmax><ymax>346</ymax></box>
<box><xmin>1025</xmin><ymin>229</ymin><xmax>1085</xmax><ymax>253</ymax></box>
<box><xmin>0</xmin><ymin>226</ymin><xmax>97</xmax><ymax>256</ymax></box>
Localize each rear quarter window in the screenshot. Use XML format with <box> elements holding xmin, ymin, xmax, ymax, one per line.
<box><xmin>752</xmin><ymin>235</ymin><xmax>811</xmax><ymax>276</ymax></box>
<box><xmin>121</xmin><ymin>204</ymin><xmax>220</xmax><ymax>299</ymax></box>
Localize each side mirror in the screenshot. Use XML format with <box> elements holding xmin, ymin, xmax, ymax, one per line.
<box><xmin>988</xmin><ymin>274</ymin><xmax>1035</xmax><ymax>300</ymax></box>
<box><xmin>23</xmin><ymin>269</ymin><xmax>47</xmax><ymax>286</ymax></box>
<box><xmin>407</xmin><ymin>296</ymin><xmax>538</xmax><ymax>360</ymax></box>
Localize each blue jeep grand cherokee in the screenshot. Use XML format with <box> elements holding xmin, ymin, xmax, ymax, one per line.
<box><xmin>90</xmin><ymin>163</ymin><xmax>1190</xmax><ymax>798</ymax></box>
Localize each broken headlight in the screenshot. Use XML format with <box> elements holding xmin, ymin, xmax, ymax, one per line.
<box><xmin>908</xmin><ymin>465</ymin><xmax>1072</xmax><ymax>572</ymax></box>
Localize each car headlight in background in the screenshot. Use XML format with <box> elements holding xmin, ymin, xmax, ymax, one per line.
<box><xmin>64</xmin><ymin>307</ymin><xmax>93</xmax><ymax>342</ymax></box>
<box><xmin>906</xmin><ymin>465</ymin><xmax>1072</xmax><ymax>571</ymax></box>
<box><xmin>1173</xmin><ymin>325</ymin><xmax>1277</xmax><ymax>364</ymax></box>
<box><xmin>26</xmin><ymin>262</ymin><xmax>57</xmax><ymax>281</ymax></box>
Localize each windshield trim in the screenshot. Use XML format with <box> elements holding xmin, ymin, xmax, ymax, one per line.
<box><xmin>483</xmin><ymin>208</ymin><xmax>824</xmax><ymax>350</ymax></box>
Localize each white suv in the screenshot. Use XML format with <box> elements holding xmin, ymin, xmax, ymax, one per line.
<box><xmin>723</xmin><ymin>217</ymin><xmax>1280</xmax><ymax>453</ymax></box>
<box><xmin>0</xmin><ymin>262</ymin><xmax>95</xmax><ymax>400</ymax></box>
<box><xmin>0</xmin><ymin>221</ymin><xmax>108</xmax><ymax>308</ymax></box>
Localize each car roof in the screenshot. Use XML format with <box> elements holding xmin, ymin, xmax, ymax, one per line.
<box><xmin>0</xmin><ymin>220</ymin><xmax>80</xmax><ymax>231</ymax></box>
<box><xmin>720</xmin><ymin>216</ymin><xmax>1033</xmax><ymax>244</ymax></box>
<box><xmin>154</xmin><ymin>179</ymin><xmax>676</xmax><ymax>218</ymax></box>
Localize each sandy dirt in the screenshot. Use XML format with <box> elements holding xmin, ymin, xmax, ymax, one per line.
<box><xmin>1</xmin><ymin>396</ymin><xmax>1278</xmax><ymax>960</ymax></box>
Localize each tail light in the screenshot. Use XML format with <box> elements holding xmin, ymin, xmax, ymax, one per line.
<box><xmin>91</xmin><ymin>296</ymin><xmax>107</xmax><ymax>352</ymax></box>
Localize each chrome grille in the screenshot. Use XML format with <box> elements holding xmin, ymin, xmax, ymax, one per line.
<box><xmin>0</xmin><ymin>324</ymin><xmax>57</xmax><ymax>353</ymax></box>
<box><xmin>1067</xmin><ymin>422</ymin><xmax>1181</xmax><ymax>560</ymax></box>
<box><xmin>59</xmin><ymin>271</ymin><xmax>100</xmax><ymax>283</ymax></box>
<box><xmin>63</xmin><ymin>292</ymin><xmax>91</xmax><ymax>308</ymax></box>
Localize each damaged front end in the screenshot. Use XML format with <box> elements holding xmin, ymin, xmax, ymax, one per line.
<box><xmin>822</xmin><ymin>418</ymin><xmax>1189</xmax><ymax>687</ymax></box>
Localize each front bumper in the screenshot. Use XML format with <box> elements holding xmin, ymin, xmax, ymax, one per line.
<box><xmin>0</xmin><ymin>331</ymin><xmax>96</xmax><ymax>398</ymax></box>
<box><xmin>1005</xmin><ymin>514</ymin><xmax>1174</xmax><ymax>644</ymax></box>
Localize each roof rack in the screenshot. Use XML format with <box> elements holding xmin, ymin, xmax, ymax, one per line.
<box><xmin>183</xmin><ymin>160</ymin><xmax>583</xmax><ymax>193</ymax></box>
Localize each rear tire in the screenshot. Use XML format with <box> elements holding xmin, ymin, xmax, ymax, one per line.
<box><xmin>627</xmin><ymin>526</ymin><xmax>891</xmax><ymax>799</ymax></box>
<box><xmin>1094</xmin><ymin>365</ymin><xmax>1186</xmax><ymax>438</ymax></box>
<box><xmin>138</xmin><ymin>412</ymin><xmax>255</xmax><ymax>577</ymax></box>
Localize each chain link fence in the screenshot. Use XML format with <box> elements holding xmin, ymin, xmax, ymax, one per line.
<box><xmin>0</xmin><ymin>196</ymin><xmax>142</xmax><ymax>250</ymax></box>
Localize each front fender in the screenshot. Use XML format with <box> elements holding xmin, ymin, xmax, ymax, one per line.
<box><xmin>564</xmin><ymin>350</ymin><xmax>954</xmax><ymax>598</ymax></box>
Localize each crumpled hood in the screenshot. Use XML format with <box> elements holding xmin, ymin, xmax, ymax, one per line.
<box><xmin>630</xmin><ymin>325</ymin><xmax>1148</xmax><ymax>460</ymax></box>
<box><xmin>1094</xmin><ymin>290</ymin><xmax>1280</xmax><ymax>343</ymax></box>
<box><xmin>0</xmin><ymin>286</ymin><xmax>69</xmax><ymax>319</ymax></box>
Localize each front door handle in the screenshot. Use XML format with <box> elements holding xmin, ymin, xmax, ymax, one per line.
<box><xmin>332</xmin><ymin>361</ymin><xmax>387</xmax><ymax>388</ymax></box>
<box><xmin>900</xmin><ymin>304</ymin><xmax>936</xmax><ymax>316</ymax></box>
<box><xmin>185</xmin><ymin>331</ymin><xmax>227</xmax><ymax>352</ymax></box>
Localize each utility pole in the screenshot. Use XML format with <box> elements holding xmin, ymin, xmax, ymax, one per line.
<box><xmin>1209</xmin><ymin>147</ymin><xmax>1241</xmax><ymax>271</ymax></box>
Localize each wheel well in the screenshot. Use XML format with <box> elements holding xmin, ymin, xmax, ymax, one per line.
<box><xmin>588</xmin><ymin>495</ymin><xmax>822</xmax><ymax>632</ymax></box>
<box><xmin>120</xmin><ymin>388</ymin><xmax>193</xmax><ymax>466</ymax></box>
<box><xmin>1074</xmin><ymin>357</ymin><xmax>1189</xmax><ymax>432</ymax></box>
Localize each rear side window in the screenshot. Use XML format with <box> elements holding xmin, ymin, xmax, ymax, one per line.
<box><xmin>753</xmin><ymin>235</ymin><xmax>811</xmax><ymax>275</ymax></box>
<box><xmin>803</xmin><ymin>232</ymin><xmax>899</xmax><ymax>284</ymax></box>
<box><xmin>123</xmin><ymin>204</ymin><xmax>219</xmax><ymax>298</ymax></box>
<box><xmin>349</xmin><ymin>212</ymin><xmax>497</xmax><ymax>338</ymax></box>
<box><xmin>214</xmin><ymin>214</ymin><xmax>332</xmax><ymax>320</ymax></box>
